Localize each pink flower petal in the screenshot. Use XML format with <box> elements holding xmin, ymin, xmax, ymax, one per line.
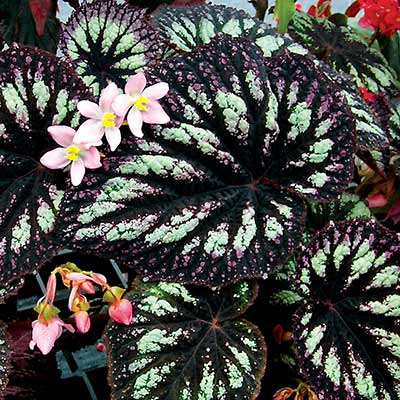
<box><xmin>91</xmin><ymin>272</ymin><xmax>108</xmax><ymax>286</ymax></box>
<box><xmin>143</xmin><ymin>82</ymin><xmax>169</xmax><ymax>100</ymax></box>
<box><xmin>108</xmin><ymin>298</ymin><xmax>132</xmax><ymax>325</ymax></box>
<box><xmin>70</xmin><ymin>158</ymin><xmax>86</xmax><ymax>186</ymax></box>
<box><xmin>68</xmin><ymin>285</ymin><xmax>80</xmax><ymax>310</ymax></box>
<box><xmin>142</xmin><ymin>100</ymin><xmax>170</xmax><ymax>124</ymax></box>
<box><xmin>74</xmin><ymin>311</ymin><xmax>91</xmax><ymax>333</ymax></box>
<box><xmin>74</xmin><ymin>119</ymin><xmax>104</xmax><ymax>144</ymax></box>
<box><xmin>77</xmin><ymin>100</ymin><xmax>102</xmax><ymax>119</ymax></box>
<box><xmin>127</xmin><ymin>107</ymin><xmax>144</xmax><ymax>138</ymax></box>
<box><xmin>81</xmin><ymin>147</ymin><xmax>102</xmax><ymax>169</ymax></box>
<box><xmin>100</xmin><ymin>82</ymin><xmax>119</xmax><ymax>111</ymax></box>
<box><xmin>105</xmin><ymin>127</ymin><xmax>122</xmax><ymax>151</ymax></box>
<box><xmin>45</xmin><ymin>274</ymin><xmax>57</xmax><ymax>303</ymax></box>
<box><xmin>40</xmin><ymin>148</ymin><xmax>70</xmax><ymax>169</ymax></box>
<box><xmin>125</xmin><ymin>73</ymin><xmax>146</xmax><ymax>96</ymax></box>
<box><xmin>66</xmin><ymin>272</ymin><xmax>91</xmax><ymax>281</ymax></box>
<box><xmin>31</xmin><ymin>319</ymin><xmax>62</xmax><ymax>355</ymax></box>
<box><xmin>112</xmin><ymin>94</ymin><xmax>133</xmax><ymax>117</ymax></box>
<box><xmin>48</xmin><ymin>125</ymin><xmax>75</xmax><ymax>147</ymax></box>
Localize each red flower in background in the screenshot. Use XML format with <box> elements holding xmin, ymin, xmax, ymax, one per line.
<box><xmin>358</xmin><ymin>0</ymin><xmax>400</xmax><ymax>37</ymax></box>
<box><xmin>307</xmin><ymin>0</ymin><xmax>331</xmax><ymax>17</ymax></box>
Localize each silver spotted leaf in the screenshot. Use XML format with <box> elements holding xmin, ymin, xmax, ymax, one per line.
<box><xmin>56</xmin><ymin>35</ymin><xmax>355</xmax><ymax>287</ymax></box>
<box><xmin>294</xmin><ymin>219</ymin><xmax>400</xmax><ymax>400</ymax></box>
<box><xmin>155</xmin><ymin>4</ymin><xmax>388</xmax><ymax>153</ymax></box>
<box><xmin>154</xmin><ymin>4</ymin><xmax>300</xmax><ymax>58</ymax></box>
<box><xmin>0</xmin><ymin>323</ymin><xmax>9</xmax><ymax>396</ymax></box>
<box><xmin>0</xmin><ymin>44</ymin><xmax>90</xmax><ymax>298</ymax></box>
<box><xmin>59</xmin><ymin>0</ymin><xmax>165</xmax><ymax>95</ymax></box>
<box><xmin>289</xmin><ymin>11</ymin><xmax>400</xmax><ymax>94</ymax></box>
<box><xmin>270</xmin><ymin>193</ymin><xmax>371</xmax><ymax>307</ymax></box>
<box><xmin>105</xmin><ymin>279</ymin><xmax>266</xmax><ymax>400</ymax></box>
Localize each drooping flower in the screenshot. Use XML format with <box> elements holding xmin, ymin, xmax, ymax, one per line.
<box><xmin>359</xmin><ymin>0</ymin><xmax>400</xmax><ymax>37</ymax></box>
<box><xmin>108</xmin><ymin>298</ymin><xmax>133</xmax><ymax>325</ymax></box>
<box><xmin>74</xmin><ymin>83</ymin><xmax>124</xmax><ymax>151</ymax></box>
<box><xmin>74</xmin><ymin>310</ymin><xmax>91</xmax><ymax>334</ymax></box>
<box><xmin>40</xmin><ymin>125</ymin><xmax>102</xmax><ymax>186</ymax></box>
<box><xmin>112</xmin><ymin>73</ymin><xmax>170</xmax><ymax>138</ymax></box>
<box><xmin>30</xmin><ymin>297</ymin><xmax>75</xmax><ymax>356</ymax></box>
<box><xmin>103</xmin><ymin>286</ymin><xmax>133</xmax><ymax>325</ymax></box>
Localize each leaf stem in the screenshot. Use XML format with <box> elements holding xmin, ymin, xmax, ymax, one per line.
<box><xmin>249</xmin><ymin>0</ymin><xmax>268</xmax><ymax>20</ymax></box>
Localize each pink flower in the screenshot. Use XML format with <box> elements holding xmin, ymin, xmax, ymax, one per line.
<box><xmin>112</xmin><ymin>73</ymin><xmax>170</xmax><ymax>138</ymax></box>
<box><xmin>45</xmin><ymin>274</ymin><xmax>57</xmax><ymax>303</ymax></box>
<box><xmin>74</xmin><ymin>311</ymin><xmax>91</xmax><ymax>333</ymax></box>
<box><xmin>74</xmin><ymin>83</ymin><xmax>124</xmax><ymax>151</ymax></box>
<box><xmin>108</xmin><ymin>298</ymin><xmax>133</xmax><ymax>325</ymax></box>
<box><xmin>40</xmin><ymin>125</ymin><xmax>102</xmax><ymax>186</ymax></box>
<box><xmin>29</xmin><ymin>316</ymin><xmax>75</xmax><ymax>355</ymax></box>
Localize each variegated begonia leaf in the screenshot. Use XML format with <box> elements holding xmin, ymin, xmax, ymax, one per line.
<box><xmin>0</xmin><ymin>323</ymin><xmax>9</xmax><ymax>396</ymax></box>
<box><xmin>270</xmin><ymin>193</ymin><xmax>371</xmax><ymax>307</ymax></box>
<box><xmin>105</xmin><ymin>279</ymin><xmax>266</xmax><ymax>400</ymax></box>
<box><xmin>59</xmin><ymin>0</ymin><xmax>165</xmax><ymax>96</ymax></box>
<box><xmin>289</xmin><ymin>11</ymin><xmax>400</xmax><ymax>94</ymax></box>
<box><xmin>154</xmin><ymin>4</ymin><xmax>304</xmax><ymax>58</ymax></box>
<box><xmin>294</xmin><ymin>219</ymin><xmax>400</xmax><ymax>400</ymax></box>
<box><xmin>155</xmin><ymin>4</ymin><xmax>387</xmax><ymax>153</ymax></box>
<box><xmin>0</xmin><ymin>44</ymin><xmax>90</xmax><ymax>298</ymax></box>
<box><xmin>56</xmin><ymin>35</ymin><xmax>355</xmax><ymax>286</ymax></box>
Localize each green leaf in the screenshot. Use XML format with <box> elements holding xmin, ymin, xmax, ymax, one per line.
<box><xmin>105</xmin><ymin>279</ymin><xmax>266</xmax><ymax>400</ymax></box>
<box><xmin>294</xmin><ymin>219</ymin><xmax>400</xmax><ymax>400</ymax></box>
<box><xmin>274</xmin><ymin>0</ymin><xmax>295</xmax><ymax>34</ymax></box>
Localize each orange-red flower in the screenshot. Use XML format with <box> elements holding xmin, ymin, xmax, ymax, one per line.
<box><xmin>359</xmin><ymin>0</ymin><xmax>400</xmax><ymax>37</ymax></box>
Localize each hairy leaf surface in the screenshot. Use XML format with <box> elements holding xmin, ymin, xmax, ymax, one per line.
<box><xmin>294</xmin><ymin>219</ymin><xmax>400</xmax><ymax>400</ymax></box>
<box><xmin>59</xmin><ymin>0</ymin><xmax>165</xmax><ymax>95</ymax></box>
<box><xmin>0</xmin><ymin>44</ymin><xmax>90</xmax><ymax>297</ymax></box>
<box><xmin>56</xmin><ymin>36</ymin><xmax>354</xmax><ymax>286</ymax></box>
<box><xmin>289</xmin><ymin>11</ymin><xmax>400</xmax><ymax>93</ymax></box>
<box><xmin>105</xmin><ymin>279</ymin><xmax>266</xmax><ymax>400</ymax></box>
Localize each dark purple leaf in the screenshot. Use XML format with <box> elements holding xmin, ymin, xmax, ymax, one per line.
<box><xmin>105</xmin><ymin>279</ymin><xmax>266</xmax><ymax>400</ymax></box>
<box><xmin>55</xmin><ymin>36</ymin><xmax>354</xmax><ymax>287</ymax></box>
<box><xmin>0</xmin><ymin>44</ymin><xmax>91</xmax><ymax>298</ymax></box>
<box><xmin>59</xmin><ymin>0</ymin><xmax>166</xmax><ymax>95</ymax></box>
<box><xmin>288</xmin><ymin>11</ymin><xmax>400</xmax><ymax>94</ymax></box>
<box><xmin>294</xmin><ymin>219</ymin><xmax>400</xmax><ymax>400</ymax></box>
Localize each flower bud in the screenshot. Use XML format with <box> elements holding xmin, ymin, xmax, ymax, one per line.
<box><xmin>74</xmin><ymin>310</ymin><xmax>91</xmax><ymax>333</ymax></box>
<box><xmin>108</xmin><ymin>298</ymin><xmax>132</xmax><ymax>325</ymax></box>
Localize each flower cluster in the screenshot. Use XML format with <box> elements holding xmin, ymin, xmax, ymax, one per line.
<box><xmin>29</xmin><ymin>262</ymin><xmax>132</xmax><ymax>355</ymax></box>
<box><xmin>40</xmin><ymin>73</ymin><xmax>170</xmax><ymax>186</ymax></box>
<box><xmin>358</xmin><ymin>0</ymin><xmax>400</xmax><ymax>37</ymax></box>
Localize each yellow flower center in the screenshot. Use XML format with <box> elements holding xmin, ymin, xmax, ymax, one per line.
<box><xmin>134</xmin><ymin>95</ymin><xmax>150</xmax><ymax>111</ymax></box>
<box><xmin>65</xmin><ymin>145</ymin><xmax>80</xmax><ymax>161</ymax></box>
<box><xmin>102</xmin><ymin>112</ymin><xmax>116</xmax><ymax>128</ymax></box>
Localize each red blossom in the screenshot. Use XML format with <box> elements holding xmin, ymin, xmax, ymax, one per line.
<box><xmin>307</xmin><ymin>0</ymin><xmax>331</xmax><ymax>17</ymax></box>
<box><xmin>359</xmin><ymin>0</ymin><xmax>400</xmax><ymax>37</ymax></box>
<box><xmin>358</xmin><ymin>86</ymin><xmax>377</xmax><ymax>102</ymax></box>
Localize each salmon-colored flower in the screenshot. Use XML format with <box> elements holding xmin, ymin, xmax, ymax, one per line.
<box><xmin>112</xmin><ymin>73</ymin><xmax>170</xmax><ymax>138</ymax></box>
<box><xmin>108</xmin><ymin>298</ymin><xmax>133</xmax><ymax>325</ymax></box>
<box><xmin>74</xmin><ymin>83</ymin><xmax>124</xmax><ymax>151</ymax></box>
<box><xmin>30</xmin><ymin>313</ymin><xmax>74</xmax><ymax>355</ymax></box>
<box><xmin>40</xmin><ymin>125</ymin><xmax>102</xmax><ymax>186</ymax></box>
<box><xmin>74</xmin><ymin>310</ymin><xmax>91</xmax><ymax>334</ymax></box>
